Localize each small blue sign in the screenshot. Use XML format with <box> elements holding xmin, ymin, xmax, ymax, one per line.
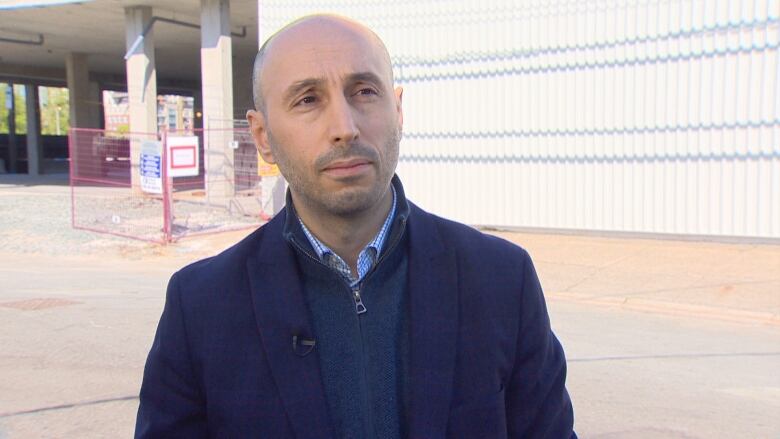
<box><xmin>140</xmin><ymin>140</ymin><xmax>162</xmax><ymax>194</ymax></box>
<box><xmin>140</xmin><ymin>154</ymin><xmax>161</xmax><ymax>178</ymax></box>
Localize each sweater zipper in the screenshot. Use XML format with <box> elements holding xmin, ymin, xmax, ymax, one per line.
<box><xmin>289</xmin><ymin>238</ymin><xmax>366</xmax><ymax>314</ymax></box>
<box><xmin>288</xmin><ymin>215</ymin><xmax>406</xmax><ymax>439</ymax></box>
<box><xmin>352</xmin><ymin>216</ymin><xmax>405</xmax><ymax>438</ymax></box>
<box><xmin>352</xmin><ymin>287</ymin><xmax>367</xmax><ymax>314</ymax></box>
<box><xmin>289</xmin><ymin>237</ymin><xmax>374</xmax><ymax>437</ymax></box>
<box><xmin>289</xmin><ymin>216</ymin><xmax>406</xmax><ymax>316</ymax></box>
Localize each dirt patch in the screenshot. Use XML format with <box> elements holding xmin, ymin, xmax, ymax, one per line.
<box><xmin>0</xmin><ymin>298</ymin><xmax>83</xmax><ymax>311</ymax></box>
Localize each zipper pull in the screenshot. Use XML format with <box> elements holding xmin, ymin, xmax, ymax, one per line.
<box><xmin>353</xmin><ymin>288</ymin><xmax>367</xmax><ymax>314</ymax></box>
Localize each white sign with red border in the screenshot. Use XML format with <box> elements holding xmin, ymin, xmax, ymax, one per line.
<box><xmin>167</xmin><ymin>136</ymin><xmax>200</xmax><ymax>177</ymax></box>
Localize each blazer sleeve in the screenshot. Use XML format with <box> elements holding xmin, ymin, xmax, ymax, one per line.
<box><xmin>505</xmin><ymin>252</ymin><xmax>577</xmax><ymax>438</ymax></box>
<box><xmin>135</xmin><ymin>272</ymin><xmax>208</xmax><ymax>438</ymax></box>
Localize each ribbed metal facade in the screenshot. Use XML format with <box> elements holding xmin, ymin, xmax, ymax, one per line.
<box><xmin>260</xmin><ymin>0</ymin><xmax>780</xmax><ymax>239</ymax></box>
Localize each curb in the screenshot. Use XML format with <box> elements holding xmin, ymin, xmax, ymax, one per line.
<box><xmin>547</xmin><ymin>291</ymin><xmax>780</xmax><ymax>327</ymax></box>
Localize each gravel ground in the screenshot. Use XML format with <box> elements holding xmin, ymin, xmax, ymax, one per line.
<box><xmin>0</xmin><ymin>176</ymin><xmax>132</xmax><ymax>255</ymax></box>
<box><xmin>0</xmin><ymin>174</ymin><xmax>262</xmax><ymax>256</ymax></box>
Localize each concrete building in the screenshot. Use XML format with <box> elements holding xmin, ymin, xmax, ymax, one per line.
<box><xmin>0</xmin><ymin>0</ymin><xmax>258</xmax><ymax>198</ymax></box>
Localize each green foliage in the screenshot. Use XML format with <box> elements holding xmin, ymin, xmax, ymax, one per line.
<box><xmin>0</xmin><ymin>84</ymin><xmax>70</xmax><ymax>136</ymax></box>
<box><xmin>0</xmin><ymin>83</ymin><xmax>28</xmax><ymax>134</ymax></box>
<box><xmin>0</xmin><ymin>83</ymin><xmax>11</xmax><ymax>133</ymax></box>
<box><xmin>39</xmin><ymin>86</ymin><xmax>70</xmax><ymax>136</ymax></box>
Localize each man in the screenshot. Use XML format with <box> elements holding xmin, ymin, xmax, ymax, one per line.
<box><xmin>136</xmin><ymin>14</ymin><xmax>576</xmax><ymax>439</ymax></box>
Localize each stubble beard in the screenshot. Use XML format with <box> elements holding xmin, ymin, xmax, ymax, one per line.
<box><xmin>268</xmin><ymin>126</ymin><xmax>401</xmax><ymax>218</ymax></box>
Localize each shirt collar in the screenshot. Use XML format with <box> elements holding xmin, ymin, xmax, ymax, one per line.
<box><xmin>297</xmin><ymin>185</ymin><xmax>397</xmax><ymax>263</ymax></box>
<box><xmin>283</xmin><ymin>174</ymin><xmax>411</xmax><ymax>261</ymax></box>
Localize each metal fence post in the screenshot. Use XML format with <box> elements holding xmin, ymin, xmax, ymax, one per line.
<box><xmin>162</xmin><ymin>127</ymin><xmax>172</xmax><ymax>243</ymax></box>
<box><xmin>68</xmin><ymin>128</ymin><xmax>76</xmax><ymax>229</ymax></box>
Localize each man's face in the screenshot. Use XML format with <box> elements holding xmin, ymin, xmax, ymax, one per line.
<box><xmin>248</xmin><ymin>19</ymin><xmax>403</xmax><ymax>218</ymax></box>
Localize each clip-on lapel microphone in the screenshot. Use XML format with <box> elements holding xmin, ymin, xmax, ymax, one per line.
<box><xmin>292</xmin><ymin>334</ymin><xmax>316</xmax><ymax>357</ymax></box>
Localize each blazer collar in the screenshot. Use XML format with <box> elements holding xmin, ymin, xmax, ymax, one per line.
<box><xmin>246</xmin><ymin>177</ymin><xmax>457</xmax><ymax>438</ymax></box>
<box><xmin>246</xmin><ymin>209</ymin><xmax>335</xmax><ymax>439</ymax></box>
<box><xmin>405</xmin><ymin>203</ymin><xmax>459</xmax><ymax>437</ymax></box>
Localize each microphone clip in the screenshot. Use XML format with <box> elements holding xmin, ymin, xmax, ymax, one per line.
<box><xmin>292</xmin><ymin>334</ymin><xmax>316</xmax><ymax>357</ymax></box>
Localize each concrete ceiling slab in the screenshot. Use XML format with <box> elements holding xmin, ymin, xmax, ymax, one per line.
<box><xmin>0</xmin><ymin>0</ymin><xmax>258</xmax><ymax>83</ymax></box>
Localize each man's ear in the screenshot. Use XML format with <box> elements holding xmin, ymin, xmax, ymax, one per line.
<box><xmin>394</xmin><ymin>86</ymin><xmax>404</xmax><ymax>129</ymax></box>
<box><xmin>246</xmin><ymin>109</ymin><xmax>276</xmax><ymax>164</ymax></box>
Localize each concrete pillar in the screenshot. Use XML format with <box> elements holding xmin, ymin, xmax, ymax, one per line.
<box><xmin>201</xmin><ymin>0</ymin><xmax>234</xmax><ymax>199</ymax></box>
<box><xmin>125</xmin><ymin>6</ymin><xmax>157</xmax><ymax>192</ymax></box>
<box><xmin>66</xmin><ymin>53</ymin><xmax>100</xmax><ymax>129</ymax></box>
<box><xmin>25</xmin><ymin>84</ymin><xmax>43</xmax><ymax>175</ymax></box>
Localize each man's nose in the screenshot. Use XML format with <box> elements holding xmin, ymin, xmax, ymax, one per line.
<box><xmin>327</xmin><ymin>95</ymin><xmax>359</xmax><ymax>146</ymax></box>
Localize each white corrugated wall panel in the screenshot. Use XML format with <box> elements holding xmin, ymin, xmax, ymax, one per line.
<box><xmin>259</xmin><ymin>0</ymin><xmax>780</xmax><ymax>239</ymax></box>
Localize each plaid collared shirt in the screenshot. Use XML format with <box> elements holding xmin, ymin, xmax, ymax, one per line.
<box><xmin>298</xmin><ymin>187</ymin><xmax>397</xmax><ymax>287</ymax></box>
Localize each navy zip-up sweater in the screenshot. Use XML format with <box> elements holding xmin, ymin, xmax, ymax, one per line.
<box><xmin>283</xmin><ymin>180</ymin><xmax>411</xmax><ymax>439</ymax></box>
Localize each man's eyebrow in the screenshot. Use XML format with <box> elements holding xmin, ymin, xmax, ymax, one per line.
<box><xmin>347</xmin><ymin>72</ymin><xmax>385</xmax><ymax>88</ymax></box>
<box><xmin>282</xmin><ymin>77</ymin><xmax>326</xmax><ymax>104</ymax></box>
<box><xmin>281</xmin><ymin>72</ymin><xmax>386</xmax><ymax>103</ymax></box>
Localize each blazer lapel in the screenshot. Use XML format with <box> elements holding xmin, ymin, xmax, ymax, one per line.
<box><xmin>246</xmin><ymin>212</ymin><xmax>334</xmax><ymax>439</ymax></box>
<box><xmin>406</xmin><ymin>205</ymin><xmax>459</xmax><ymax>437</ymax></box>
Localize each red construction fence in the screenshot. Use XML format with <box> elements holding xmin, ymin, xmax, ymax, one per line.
<box><xmin>69</xmin><ymin>127</ymin><xmax>285</xmax><ymax>243</ymax></box>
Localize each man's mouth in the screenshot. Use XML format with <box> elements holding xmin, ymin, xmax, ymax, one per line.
<box><xmin>322</xmin><ymin>158</ymin><xmax>372</xmax><ymax>176</ymax></box>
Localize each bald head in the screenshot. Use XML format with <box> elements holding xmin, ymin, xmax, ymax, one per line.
<box><xmin>251</xmin><ymin>14</ymin><xmax>393</xmax><ymax>115</ymax></box>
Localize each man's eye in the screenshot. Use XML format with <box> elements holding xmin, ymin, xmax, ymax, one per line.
<box><xmin>295</xmin><ymin>95</ymin><xmax>317</xmax><ymax>106</ymax></box>
<box><xmin>356</xmin><ymin>88</ymin><xmax>378</xmax><ymax>96</ymax></box>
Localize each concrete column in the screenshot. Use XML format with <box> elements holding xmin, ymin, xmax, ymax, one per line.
<box><xmin>66</xmin><ymin>53</ymin><xmax>99</xmax><ymax>129</ymax></box>
<box><xmin>25</xmin><ymin>84</ymin><xmax>43</xmax><ymax>175</ymax></box>
<box><xmin>125</xmin><ymin>6</ymin><xmax>157</xmax><ymax>192</ymax></box>
<box><xmin>201</xmin><ymin>0</ymin><xmax>234</xmax><ymax>199</ymax></box>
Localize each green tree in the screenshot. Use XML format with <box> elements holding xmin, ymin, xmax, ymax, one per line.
<box><xmin>0</xmin><ymin>83</ymin><xmax>28</xmax><ymax>134</ymax></box>
<box><xmin>39</xmin><ymin>86</ymin><xmax>70</xmax><ymax>136</ymax></box>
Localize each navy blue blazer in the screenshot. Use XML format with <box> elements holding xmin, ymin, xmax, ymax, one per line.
<box><xmin>135</xmin><ymin>202</ymin><xmax>576</xmax><ymax>438</ymax></box>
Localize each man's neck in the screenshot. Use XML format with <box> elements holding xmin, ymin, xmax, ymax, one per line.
<box><xmin>293</xmin><ymin>188</ymin><xmax>394</xmax><ymax>272</ymax></box>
